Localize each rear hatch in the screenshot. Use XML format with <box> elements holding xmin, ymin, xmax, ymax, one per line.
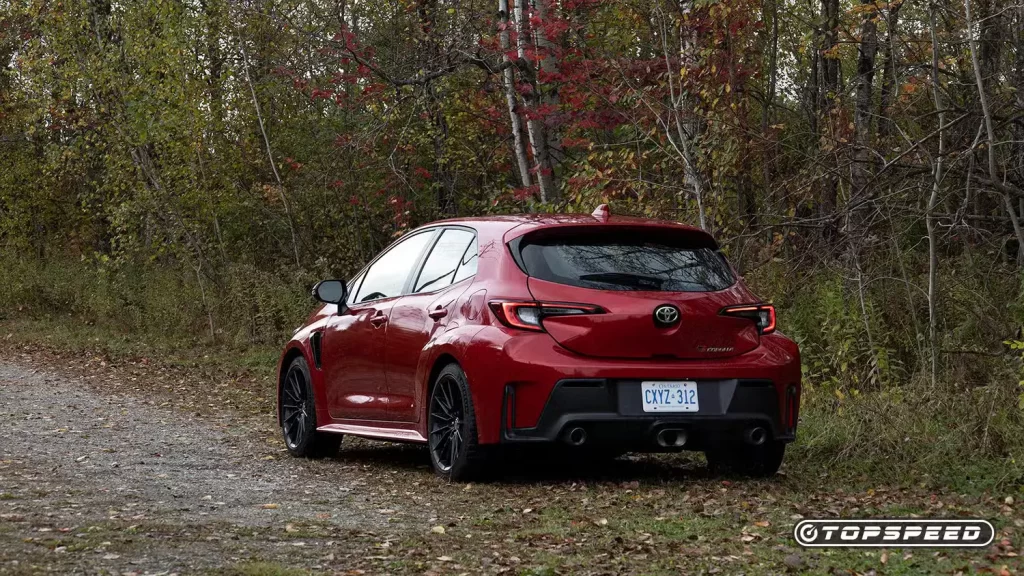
<box><xmin>515</xmin><ymin>226</ymin><xmax>760</xmax><ymax>360</ymax></box>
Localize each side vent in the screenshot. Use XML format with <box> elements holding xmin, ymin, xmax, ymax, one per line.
<box><xmin>310</xmin><ymin>331</ymin><xmax>323</xmax><ymax>369</ymax></box>
<box><xmin>785</xmin><ymin>384</ymin><xmax>799</xmax><ymax>433</ymax></box>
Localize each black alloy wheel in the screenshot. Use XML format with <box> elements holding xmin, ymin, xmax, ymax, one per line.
<box><xmin>281</xmin><ymin>365</ymin><xmax>312</xmax><ymax>449</ymax></box>
<box><xmin>429</xmin><ymin>373</ymin><xmax>464</xmax><ymax>472</ymax></box>
<box><xmin>427</xmin><ymin>364</ymin><xmax>485</xmax><ymax>480</ymax></box>
<box><xmin>280</xmin><ymin>356</ymin><xmax>341</xmax><ymax>458</ymax></box>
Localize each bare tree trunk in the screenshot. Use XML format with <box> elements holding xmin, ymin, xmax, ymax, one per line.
<box><xmin>973</xmin><ymin>0</ymin><xmax>1004</xmax><ymax>221</ymax></box>
<box><xmin>762</xmin><ymin>0</ymin><xmax>779</xmax><ymax>219</ymax></box>
<box><xmin>531</xmin><ymin>0</ymin><xmax>563</xmax><ymax>171</ymax></box>
<box><xmin>847</xmin><ymin>0</ymin><xmax>881</xmax><ymax>386</ymax></box>
<box><xmin>240</xmin><ymin>45</ymin><xmax>301</xmax><ymax>268</ymax></box>
<box><xmin>818</xmin><ymin>0</ymin><xmax>841</xmax><ymax>239</ymax></box>
<box><xmin>202</xmin><ymin>0</ymin><xmax>225</xmax><ymax>137</ymax></box>
<box><xmin>848</xmin><ymin>0</ymin><xmax>878</xmax><ymax>250</ymax></box>
<box><xmin>1012</xmin><ymin>6</ymin><xmax>1024</xmax><ymax>213</ymax></box>
<box><xmin>877</xmin><ymin>0</ymin><xmax>901</xmax><ymax>139</ymax></box>
<box><xmin>927</xmin><ymin>2</ymin><xmax>945</xmax><ymax>387</ymax></box>
<box><xmin>965</xmin><ymin>0</ymin><xmax>1024</xmax><ymax>263</ymax></box>
<box><xmin>655</xmin><ymin>5</ymin><xmax>709</xmax><ymax>230</ymax></box>
<box><xmin>417</xmin><ymin>0</ymin><xmax>457</xmax><ymax>215</ymax></box>
<box><xmin>498</xmin><ymin>0</ymin><xmax>532</xmax><ymax>189</ymax></box>
<box><xmin>193</xmin><ymin>262</ymin><xmax>216</xmax><ymax>341</ymax></box>
<box><xmin>514</xmin><ymin>0</ymin><xmax>558</xmax><ymax>202</ymax></box>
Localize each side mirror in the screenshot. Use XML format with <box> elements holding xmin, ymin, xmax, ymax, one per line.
<box><xmin>312</xmin><ymin>279</ymin><xmax>347</xmax><ymax>307</ymax></box>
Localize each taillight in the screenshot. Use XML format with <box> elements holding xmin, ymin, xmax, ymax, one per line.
<box><xmin>721</xmin><ymin>304</ymin><xmax>776</xmax><ymax>334</ymax></box>
<box><xmin>488</xmin><ymin>301</ymin><xmax>603</xmax><ymax>332</ymax></box>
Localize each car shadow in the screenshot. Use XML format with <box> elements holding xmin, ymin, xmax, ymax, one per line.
<box><xmin>334</xmin><ymin>437</ymin><xmax>711</xmax><ymax>484</ymax></box>
<box><xmin>487</xmin><ymin>449</ymin><xmax>709</xmax><ymax>484</ymax></box>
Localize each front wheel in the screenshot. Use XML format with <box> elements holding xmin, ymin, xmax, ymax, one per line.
<box><xmin>427</xmin><ymin>364</ymin><xmax>487</xmax><ymax>481</ymax></box>
<box><xmin>280</xmin><ymin>356</ymin><xmax>342</xmax><ymax>458</ymax></box>
<box><xmin>705</xmin><ymin>441</ymin><xmax>785</xmax><ymax>478</ymax></box>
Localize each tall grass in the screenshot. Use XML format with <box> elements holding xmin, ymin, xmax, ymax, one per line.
<box><xmin>0</xmin><ymin>254</ymin><xmax>313</xmax><ymax>347</ymax></box>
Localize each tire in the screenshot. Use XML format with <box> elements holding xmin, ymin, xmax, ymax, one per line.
<box><xmin>280</xmin><ymin>356</ymin><xmax>342</xmax><ymax>458</ymax></box>
<box><xmin>427</xmin><ymin>363</ymin><xmax>488</xmax><ymax>481</ymax></box>
<box><xmin>705</xmin><ymin>441</ymin><xmax>785</xmax><ymax>478</ymax></box>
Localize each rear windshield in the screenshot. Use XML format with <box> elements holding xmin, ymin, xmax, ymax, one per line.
<box><xmin>518</xmin><ymin>230</ymin><xmax>734</xmax><ymax>292</ymax></box>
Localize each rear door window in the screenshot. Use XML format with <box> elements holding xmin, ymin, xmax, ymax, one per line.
<box><xmin>518</xmin><ymin>229</ymin><xmax>734</xmax><ymax>292</ymax></box>
<box><xmin>413</xmin><ymin>228</ymin><xmax>476</xmax><ymax>293</ymax></box>
<box><xmin>452</xmin><ymin>237</ymin><xmax>478</xmax><ymax>284</ymax></box>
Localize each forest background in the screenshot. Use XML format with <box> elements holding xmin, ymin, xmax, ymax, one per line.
<box><xmin>1</xmin><ymin>0</ymin><xmax>1023</xmax><ymax>489</ymax></box>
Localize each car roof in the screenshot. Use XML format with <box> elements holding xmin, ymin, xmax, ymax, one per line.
<box><xmin>430</xmin><ymin>213</ymin><xmax>710</xmax><ymax>241</ymax></box>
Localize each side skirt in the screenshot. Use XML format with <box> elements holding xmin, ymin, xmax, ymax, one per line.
<box><xmin>317</xmin><ymin>422</ymin><xmax>427</xmax><ymax>443</ymax></box>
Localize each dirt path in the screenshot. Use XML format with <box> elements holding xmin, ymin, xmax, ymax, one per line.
<box><xmin>1</xmin><ymin>354</ymin><xmax>1020</xmax><ymax>575</ymax></box>
<box><xmin>0</xmin><ymin>361</ymin><xmax>439</xmax><ymax>574</ymax></box>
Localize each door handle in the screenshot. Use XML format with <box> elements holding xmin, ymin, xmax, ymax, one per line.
<box><xmin>370</xmin><ymin>312</ymin><xmax>388</xmax><ymax>328</ymax></box>
<box><xmin>428</xmin><ymin>305</ymin><xmax>448</xmax><ymax>320</ymax></box>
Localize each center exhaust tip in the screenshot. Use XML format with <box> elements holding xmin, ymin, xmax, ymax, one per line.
<box><xmin>566</xmin><ymin>427</ymin><xmax>587</xmax><ymax>446</ymax></box>
<box><xmin>656</xmin><ymin>428</ymin><xmax>687</xmax><ymax>448</ymax></box>
<box><xmin>744</xmin><ymin>426</ymin><xmax>767</xmax><ymax>446</ymax></box>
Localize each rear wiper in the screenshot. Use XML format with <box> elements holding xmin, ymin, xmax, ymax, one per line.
<box><xmin>578</xmin><ymin>272</ymin><xmax>665</xmax><ymax>289</ymax></box>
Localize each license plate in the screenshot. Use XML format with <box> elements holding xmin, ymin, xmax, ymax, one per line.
<box><xmin>641</xmin><ymin>381</ymin><xmax>699</xmax><ymax>412</ymax></box>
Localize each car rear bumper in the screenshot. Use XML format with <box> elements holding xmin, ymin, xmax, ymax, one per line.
<box><xmin>500</xmin><ymin>378</ymin><xmax>797</xmax><ymax>451</ymax></box>
<box><xmin>461</xmin><ymin>327</ymin><xmax>802</xmax><ymax>446</ymax></box>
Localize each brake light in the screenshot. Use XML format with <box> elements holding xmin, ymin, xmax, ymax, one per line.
<box><xmin>488</xmin><ymin>301</ymin><xmax>603</xmax><ymax>332</ymax></box>
<box><xmin>721</xmin><ymin>304</ymin><xmax>776</xmax><ymax>334</ymax></box>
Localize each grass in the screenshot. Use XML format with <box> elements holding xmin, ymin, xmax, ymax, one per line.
<box><xmin>0</xmin><ymin>316</ymin><xmax>279</xmax><ymax>373</ymax></box>
<box><xmin>369</xmin><ymin>489</ymin><xmax>1018</xmax><ymax>575</ymax></box>
<box><xmin>226</xmin><ymin>563</ymin><xmax>313</xmax><ymax>576</ymax></box>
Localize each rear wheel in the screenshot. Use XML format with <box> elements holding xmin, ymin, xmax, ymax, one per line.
<box><xmin>705</xmin><ymin>441</ymin><xmax>785</xmax><ymax>478</ymax></box>
<box><xmin>280</xmin><ymin>356</ymin><xmax>342</xmax><ymax>458</ymax></box>
<box><xmin>428</xmin><ymin>364</ymin><xmax>486</xmax><ymax>481</ymax></box>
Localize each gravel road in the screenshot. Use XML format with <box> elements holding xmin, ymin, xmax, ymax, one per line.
<box><xmin>0</xmin><ymin>361</ymin><xmax>431</xmax><ymax>574</ymax></box>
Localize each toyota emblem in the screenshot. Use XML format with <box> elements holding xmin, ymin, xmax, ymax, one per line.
<box><xmin>653</xmin><ymin>304</ymin><xmax>680</xmax><ymax>327</ymax></box>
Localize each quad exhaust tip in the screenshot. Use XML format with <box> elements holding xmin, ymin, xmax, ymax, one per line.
<box><xmin>744</xmin><ymin>426</ymin><xmax>767</xmax><ymax>446</ymax></box>
<box><xmin>656</xmin><ymin>428</ymin><xmax>687</xmax><ymax>448</ymax></box>
<box><xmin>566</xmin><ymin>427</ymin><xmax>587</xmax><ymax>446</ymax></box>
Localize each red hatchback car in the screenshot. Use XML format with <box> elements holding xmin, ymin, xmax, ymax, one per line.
<box><xmin>277</xmin><ymin>207</ymin><xmax>801</xmax><ymax>480</ymax></box>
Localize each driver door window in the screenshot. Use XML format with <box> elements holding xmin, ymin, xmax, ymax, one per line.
<box><xmin>354</xmin><ymin>231</ymin><xmax>434</xmax><ymax>303</ymax></box>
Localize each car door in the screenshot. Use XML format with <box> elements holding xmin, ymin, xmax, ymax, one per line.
<box><xmin>321</xmin><ymin>230</ymin><xmax>436</xmax><ymax>421</ymax></box>
<box><xmin>384</xmin><ymin>228</ymin><xmax>478</xmax><ymax>422</ymax></box>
